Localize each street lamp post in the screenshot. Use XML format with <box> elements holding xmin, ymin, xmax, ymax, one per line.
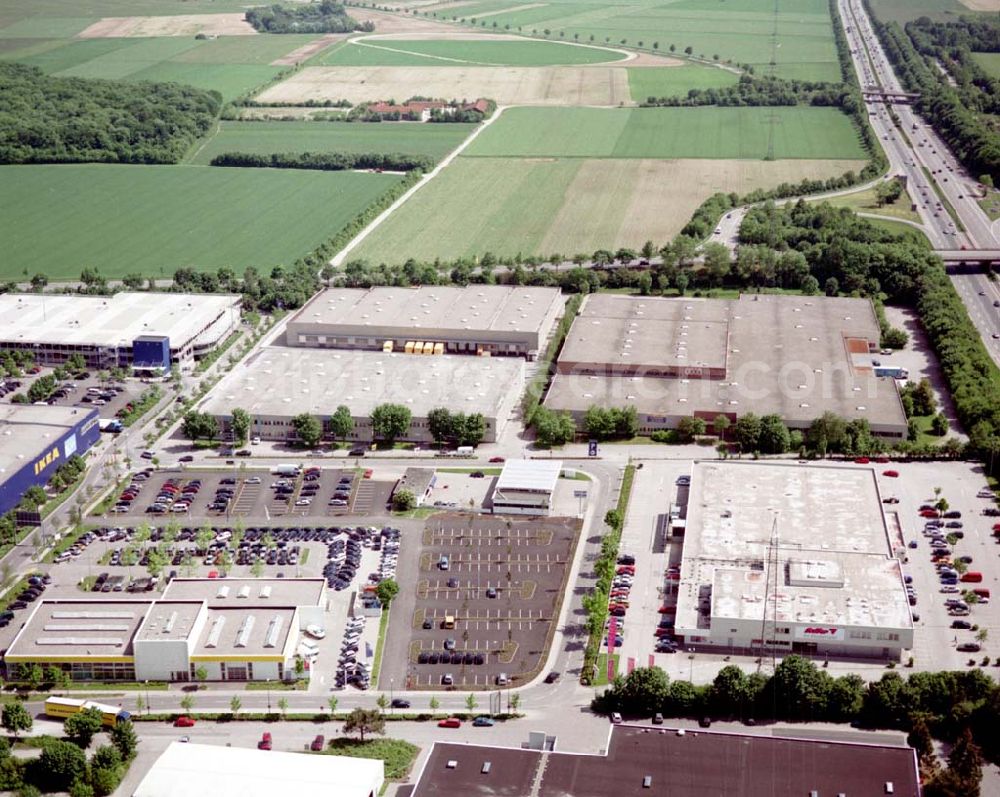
<box><xmin>266</xmin><ymin>678</ymin><xmax>272</xmax><ymax>713</ymax></box>
<box><xmin>145</xmin><ymin>680</ymin><xmax>150</xmax><ymax>716</ymax></box>
<box><xmin>390</xmin><ymin>678</ymin><xmax>394</xmax><ymax>712</ymax></box>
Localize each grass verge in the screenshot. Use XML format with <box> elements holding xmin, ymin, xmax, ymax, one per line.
<box><xmin>593</xmin><ymin>653</ymin><xmax>620</xmax><ymax>687</ymax></box>
<box><xmin>522</xmin><ymin>293</ymin><xmax>582</xmax><ymax>421</ymax></box>
<box><xmin>372</xmin><ymin>606</ymin><xmax>390</xmax><ymax>687</ymax></box>
<box><xmin>42</xmin><ymin>523</ymin><xmax>92</xmax><ymax>563</ymax></box>
<box><xmin>324</xmin><ymin>738</ymin><xmax>419</xmax><ymax>781</ymax></box>
<box><xmin>244</xmin><ymin>680</ymin><xmax>307</xmax><ymax>691</ymax></box>
<box><xmin>195</xmin><ymin>330</ymin><xmax>243</xmax><ymax>374</ymax></box>
<box><xmin>40</xmin><ymin>473</ymin><xmax>86</xmax><ymax>519</ymax></box>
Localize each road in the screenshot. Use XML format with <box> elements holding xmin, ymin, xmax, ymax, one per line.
<box><xmin>838</xmin><ymin>0</ymin><xmax>1000</xmax><ymax>361</ymax></box>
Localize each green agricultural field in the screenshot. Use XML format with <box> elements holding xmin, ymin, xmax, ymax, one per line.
<box><xmin>190</xmin><ymin>121</ymin><xmax>476</xmax><ymax>164</ymax></box>
<box><xmin>0</xmin><ymin>164</ymin><xmax>400</xmax><ymax>280</ymax></box>
<box><xmin>465</xmin><ymin>106</ymin><xmax>867</xmax><ymax>160</ymax></box>
<box><xmin>360</xmin><ymin>38</ymin><xmax>624</xmax><ymax>65</ymax></box>
<box><xmin>972</xmin><ymin>51</ymin><xmax>1000</xmax><ymax>79</ymax></box>
<box><xmin>627</xmin><ymin>65</ymin><xmax>740</xmax><ymax>102</ymax></box>
<box><xmin>427</xmin><ymin>0</ymin><xmax>842</xmax><ymax>81</ymax></box>
<box><xmin>1</xmin><ymin>34</ymin><xmax>317</xmax><ymax>99</ymax></box>
<box><xmin>353</xmin><ymin>158</ymin><xmax>580</xmax><ymax>263</ymax></box>
<box><xmin>868</xmin><ymin>0</ymin><xmax>966</xmax><ymax>25</ymax></box>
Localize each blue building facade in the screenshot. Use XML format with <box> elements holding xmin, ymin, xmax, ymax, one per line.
<box><xmin>0</xmin><ymin>409</ymin><xmax>100</xmax><ymax>517</ymax></box>
<box><xmin>132</xmin><ymin>335</ymin><xmax>171</xmax><ymax>373</ymax></box>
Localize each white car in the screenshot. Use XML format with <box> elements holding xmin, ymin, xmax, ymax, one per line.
<box><xmin>295</xmin><ymin>498</ymin><xmax>312</xmax><ymax>506</ymax></box>
<box><xmin>305</xmin><ymin>625</ymin><xmax>326</xmax><ymax>639</ymax></box>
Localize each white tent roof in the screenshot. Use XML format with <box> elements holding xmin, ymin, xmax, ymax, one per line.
<box><xmin>496</xmin><ymin>459</ymin><xmax>562</xmax><ymax>494</ymax></box>
<box><xmin>132</xmin><ymin>742</ymin><xmax>383</xmax><ymax>797</ymax></box>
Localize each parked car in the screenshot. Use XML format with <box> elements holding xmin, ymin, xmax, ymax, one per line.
<box><xmin>257</xmin><ymin>732</ymin><xmax>272</xmax><ymax>750</ymax></box>
<box><xmin>310</xmin><ymin>735</ymin><xmax>325</xmax><ymax>751</ymax></box>
<box><xmin>472</xmin><ymin>716</ymin><xmax>495</xmax><ymax>727</ymax></box>
<box><xmin>390</xmin><ymin>699</ymin><xmax>411</xmax><ymax>709</ymax></box>
<box><xmin>173</xmin><ymin>716</ymin><xmax>196</xmax><ymax>727</ymax></box>
<box><xmin>437</xmin><ymin>718</ymin><xmax>462</xmax><ymax>728</ymax></box>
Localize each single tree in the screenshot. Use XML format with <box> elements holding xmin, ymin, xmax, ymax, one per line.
<box><xmin>195</xmin><ymin>665</ymin><xmax>208</xmax><ymax>683</ymax></box>
<box><xmin>64</xmin><ymin>707</ymin><xmax>104</xmax><ymax>748</ymax></box>
<box><xmin>277</xmin><ymin>697</ymin><xmax>289</xmax><ymax>717</ymax></box>
<box><xmin>180</xmin><ymin>694</ymin><xmax>195</xmax><ymax>714</ymax></box>
<box><xmin>2</xmin><ymin>702</ymin><xmax>32</xmax><ymax>737</ymax></box>
<box><xmin>327</xmin><ymin>695</ymin><xmax>339</xmax><ymax>716</ymax></box>
<box><xmin>392</xmin><ymin>489</ymin><xmax>416</xmax><ymax>512</ymax></box>
<box><xmin>292</xmin><ymin>413</ymin><xmax>323</xmax><ymax>447</ymax></box>
<box><xmin>376</xmin><ymin>693</ymin><xmax>389</xmax><ymax>713</ymax></box>
<box><xmin>465</xmin><ymin>693</ymin><xmax>478</xmax><ymax>713</ymax></box>
<box><xmin>109</xmin><ymin>720</ymin><xmax>138</xmax><ymax>760</ymax></box>
<box><xmin>329</xmin><ymin>405</ymin><xmax>354</xmax><ymax>444</ymax></box>
<box><xmin>429</xmin><ymin>696</ymin><xmax>440</xmax><ymax>711</ymax></box>
<box><xmin>376</xmin><ymin>578</ymin><xmax>400</xmax><ymax>606</ymax></box>
<box><xmin>342</xmin><ymin>708</ymin><xmax>385</xmax><ymax>741</ymax></box>
<box><xmin>230</xmin><ymin>408</ymin><xmax>252</xmax><ymax>446</ymax></box>
<box><xmin>371</xmin><ymin>403</ymin><xmax>412</xmax><ymax>445</ymax></box>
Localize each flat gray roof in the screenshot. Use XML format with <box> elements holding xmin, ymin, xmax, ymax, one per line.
<box><xmin>560</xmin><ymin>294</ymin><xmax>730</xmax><ymax>371</ymax></box>
<box><xmin>677</xmin><ymin>462</ymin><xmax>911</xmax><ymax>633</ymax></box>
<box><xmin>496</xmin><ymin>459</ymin><xmax>562</xmax><ymax>494</ymax></box>
<box><xmin>0</xmin><ymin>405</ymin><xmax>96</xmax><ymax>477</ymax></box>
<box><xmin>0</xmin><ymin>292</ymin><xmax>240</xmax><ymax>349</ymax></box>
<box><xmin>546</xmin><ymin>293</ymin><xmax>907</xmax><ymax>432</ymax></box>
<box><xmin>161</xmin><ymin>578</ymin><xmax>325</xmax><ymax>608</ymax></box>
<box><xmin>191</xmin><ymin>607</ymin><xmax>296</xmax><ymax>657</ymax></box>
<box><xmin>199</xmin><ymin>346</ymin><xmax>523</xmax><ymax>420</ymax></box>
<box><xmin>289</xmin><ymin>286</ymin><xmax>562</xmax><ymax>336</ymax></box>
<box><xmin>6</xmin><ymin>600</ymin><xmax>150</xmax><ymax>660</ymax></box>
<box><xmin>134</xmin><ymin>601</ymin><xmax>205</xmax><ymax>643</ymax></box>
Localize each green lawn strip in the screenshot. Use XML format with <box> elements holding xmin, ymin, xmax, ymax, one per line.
<box><xmin>51</xmin><ymin>681</ymin><xmax>169</xmax><ymax>691</ymax></box>
<box><xmin>40</xmin><ymin>473</ymin><xmax>86</xmax><ymax>519</ymax></box>
<box><xmin>243</xmin><ymin>680</ymin><xmax>307</xmax><ymax>691</ymax></box>
<box><xmin>323</xmin><ymin>738</ymin><xmax>419</xmax><ymax>781</ymax></box>
<box><xmin>372</xmin><ymin>606</ymin><xmax>390</xmax><ymax>686</ymax></box>
<box><xmin>298</xmin><ymin>547</ymin><xmax>310</xmax><ymax>566</ymax></box>
<box><xmin>0</xmin><ymin>164</ymin><xmax>400</xmax><ymax>280</ymax></box>
<box><xmin>194</xmin><ymin>331</ymin><xmax>242</xmax><ymax>374</ymax></box>
<box><xmin>978</xmin><ymin>191</ymin><xmax>1000</xmax><ymax>221</ymax></box>
<box><xmin>391</xmin><ymin>507</ymin><xmax>441</xmax><ymax>519</ymax></box>
<box><xmin>121</xmin><ymin>386</ymin><xmax>162</xmax><ymax>427</ymax></box>
<box><xmin>522</xmin><ymin>294</ymin><xmax>582</xmax><ymax>419</ymax></box>
<box><xmin>592</xmin><ymin>653</ymin><xmax>620</xmax><ymax>687</ymax></box>
<box><xmin>863</xmin><ymin>217</ymin><xmax>932</xmax><ymax>247</ymax></box>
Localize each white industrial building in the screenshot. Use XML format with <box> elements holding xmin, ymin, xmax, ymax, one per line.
<box><xmin>492</xmin><ymin>459</ymin><xmax>563</xmax><ymax>515</ymax></box>
<box><xmin>286</xmin><ymin>285</ymin><xmax>564</xmax><ymax>360</ymax></box>
<box><xmin>5</xmin><ymin>579</ymin><xmax>326</xmax><ymax>682</ymax></box>
<box><xmin>200</xmin><ymin>346</ymin><xmax>524</xmax><ymax>444</ymax></box>
<box><xmin>674</xmin><ymin>462</ymin><xmax>913</xmax><ymax>660</ymax></box>
<box><xmin>133</xmin><ymin>742</ymin><xmax>384</xmax><ymax>797</ymax></box>
<box><xmin>0</xmin><ymin>292</ymin><xmax>241</xmax><ymax>372</ymax></box>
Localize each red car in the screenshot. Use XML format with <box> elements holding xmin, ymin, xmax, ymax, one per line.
<box><xmin>310</xmin><ymin>734</ymin><xmax>325</xmax><ymax>751</ymax></box>
<box><xmin>616</xmin><ymin>566</ymin><xmax>635</xmax><ymax>575</ymax></box>
<box><xmin>363</xmin><ymin>469</ymin><xmax>373</xmax><ymax>479</ymax></box>
<box><xmin>657</xmin><ymin>606</ymin><xmax>675</xmax><ymax>614</ymax></box>
<box><xmin>207</xmin><ymin>570</ymin><xmax>219</xmax><ymax>579</ymax></box>
<box><xmin>920</xmin><ymin>509</ymin><xmax>940</xmax><ymax>519</ymax></box>
<box><xmin>173</xmin><ymin>716</ymin><xmax>195</xmax><ymax>727</ymax></box>
<box><xmin>489</xmin><ymin>456</ymin><xmax>505</xmax><ymax>463</ymax></box>
<box><xmin>258</xmin><ymin>732</ymin><xmax>272</xmax><ymax>750</ymax></box>
<box><xmin>655</xmin><ymin>627</ymin><xmax>674</xmax><ymax>637</ymax></box>
<box><xmin>438</xmin><ymin>718</ymin><xmax>462</xmax><ymax>728</ymax></box>
<box><xmin>854</xmin><ymin>457</ymin><xmax>870</xmax><ymax>464</ymax></box>
<box><xmin>883</xmin><ymin>470</ymin><xmax>899</xmax><ymax>478</ymax></box>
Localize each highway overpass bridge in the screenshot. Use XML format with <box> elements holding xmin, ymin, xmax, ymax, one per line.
<box><xmin>862</xmin><ymin>89</ymin><xmax>919</xmax><ymax>103</ymax></box>
<box><xmin>935</xmin><ymin>249</ymin><xmax>1000</xmax><ymax>272</ymax></box>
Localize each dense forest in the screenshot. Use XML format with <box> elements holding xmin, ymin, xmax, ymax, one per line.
<box><xmin>245</xmin><ymin>1</ymin><xmax>372</xmax><ymax>33</ymax></box>
<box><xmin>0</xmin><ymin>63</ymin><xmax>221</xmax><ymax>165</ymax></box>
<box><xmin>865</xmin><ymin>3</ymin><xmax>1000</xmax><ymax>182</ymax></box>
<box><xmin>210</xmin><ymin>151</ymin><xmax>434</xmax><ymax>172</ymax></box>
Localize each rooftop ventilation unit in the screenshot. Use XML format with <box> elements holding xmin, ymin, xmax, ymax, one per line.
<box><xmin>264</xmin><ymin>615</ymin><xmax>283</xmax><ymax>648</ymax></box>
<box><xmin>205</xmin><ymin>616</ymin><xmax>226</xmax><ymax>648</ymax></box>
<box><xmin>236</xmin><ymin>616</ymin><xmax>255</xmax><ymax>648</ymax></box>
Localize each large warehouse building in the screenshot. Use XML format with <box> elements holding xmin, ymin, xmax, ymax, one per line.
<box><xmin>413</xmin><ymin>730</ymin><xmax>919</xmax><ymax>797</ymax></box>
<box><xmin>544</xmin><ymin>293</ymin><xmax>908</xmax><ymax>438</ymax></box>
<box><xmin>0</xmin><ymin>405</ymin><xmax>99</xmax><ymax>516</ymax></box>
<box><xmin>200</xmin><ymin>346</ymin><xmax>525</xmax><ymax>444</ymax></box>
<box><xmin>285</xmin><ymin>286</ymin><xmax>564</xmax><ymax>360</ymax></box>
<box><xmin>4</xmin><ymin>578</ymin><xmax>326</xmax><ymax>682</ymax></box>
<box><xmin>135</xmin><ymin>742</ymin><xmax>384</xmax><ymax>797</ymax></box>
<box><xmin>0</xmin><ymin>292</ymin><xmax>241</xmax><ymax>373</ymax></box>
<box><xmin>673</xmin><ymin>461</ymin><xmax>913</xmax><ymax>660</ymax></box>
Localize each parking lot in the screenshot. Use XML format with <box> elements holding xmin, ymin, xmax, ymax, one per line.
<box><xmin>0</xmin><ymin>366</ymin><xmax>143</xmax><ymax>420</ymax></box>
<box><xmin>98</xmin><ymin>467</ymin><xmax>395</xmax><ymax>521</ymax></box>
<box><xmin>390</xmin><ymin>515</ymin><xmax>580</xmax><ymax>690</ymax></box>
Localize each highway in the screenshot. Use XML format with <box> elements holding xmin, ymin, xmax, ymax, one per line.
<box><xmin>838</xmin><ymin>0</ymin><xmax>1000</xmax><ymax>360</ymax></box>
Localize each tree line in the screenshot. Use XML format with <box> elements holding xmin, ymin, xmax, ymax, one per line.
<box><xmin>210</xmin><ymin>151</ymin><xmax>434</xmax><ymax>172</ymax></box>
<box><xmin>866</xmin><ymin>1</ymin><xmax>1000</xmax><ymax>183</ymax></box>
<box><xmin>641</xmin><ymin>74</ymin><xmax>850</xmax><ymax>107</ymax></box>
<box><xmin>594</xmin><ymin>658</ymin><xmax>994</xmax><ymax>795</ymax></box>
<box><xmin>245</xmin><ymin>1</ymin><xmax>373</xmax><ymax>33</ymax></box>
<box><xmin>0</xmin><ymin>63</ymin><xmax>220</xmax><ymax>165</ymax></box>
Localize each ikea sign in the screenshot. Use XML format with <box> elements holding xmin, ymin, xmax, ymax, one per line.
<box><xmin>33</xmin><ymin>446</ymin><xmax>60</xmax><ymax>476</ymax></box>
